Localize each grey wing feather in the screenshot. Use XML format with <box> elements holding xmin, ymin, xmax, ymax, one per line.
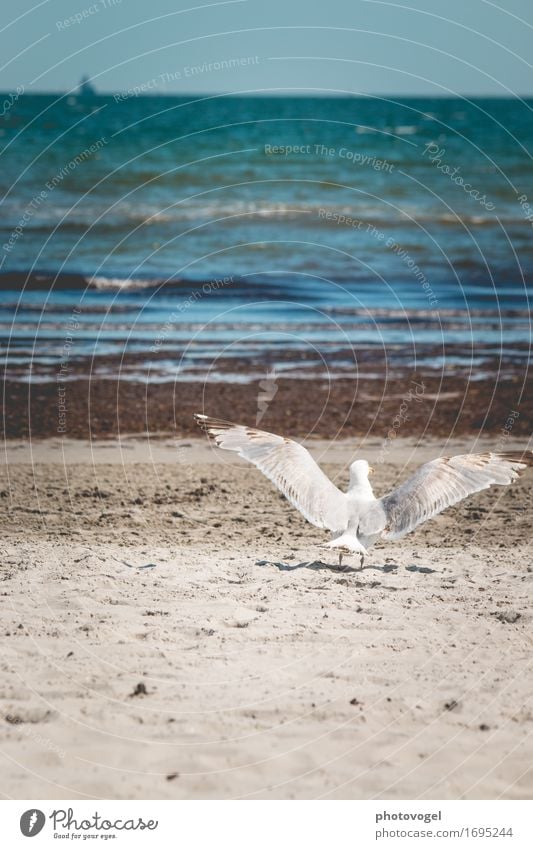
<box><xmin>194</xmin><ymin>414</ymin><xmax>350</xmax><ymax>532</ymax></box>
<box><xmin>359</xmin><ymin>452</ymin><xmax>530</xmax><ymax>540</ymax></box>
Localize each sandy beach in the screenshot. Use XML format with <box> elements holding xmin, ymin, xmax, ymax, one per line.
<box><xmin>1</xmin><ymin>434</ymin><xmax>531</xmax><ymax>800</ymax></box>
<box><xmin>2</xmin><ymin>370</ymin><xmax>530</xmax><ymax>440</ymax></box>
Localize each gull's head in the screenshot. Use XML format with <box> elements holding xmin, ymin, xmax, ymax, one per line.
<box><xmin>349</xmin><ymin>459</ymin><xmax>374</xmax><ymax>486</ymax></box>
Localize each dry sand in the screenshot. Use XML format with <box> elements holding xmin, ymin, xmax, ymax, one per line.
<box><xmin>0</xmin><ymin>435</ymin><xmax>532</xmax><ymax>800</ymax></box>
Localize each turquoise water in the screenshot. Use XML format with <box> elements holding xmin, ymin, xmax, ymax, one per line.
<box><xmin>0</xmin><ymin>94</ymin><xmax>531</xmax><ymax>380</ymax></box>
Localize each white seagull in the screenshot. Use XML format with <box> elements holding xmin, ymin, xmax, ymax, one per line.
<box><xmin>194</xmin><ymin>414</ymin><xmax>530</xmax><ymax>568</ymax></box>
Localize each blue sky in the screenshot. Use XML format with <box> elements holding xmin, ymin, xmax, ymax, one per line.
<box><xmin>3</xmin><ymin>0</ymin><xmax>533</xmax><ymax>95</ymax></box>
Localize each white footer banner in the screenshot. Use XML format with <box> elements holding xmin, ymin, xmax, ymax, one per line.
<box><xmin>0</xmin><ymin>800</ymin><xmax>531</xmax><ymax>848</ymax></box>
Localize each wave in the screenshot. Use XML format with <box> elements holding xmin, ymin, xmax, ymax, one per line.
<box><xmin>1</xmin><ymin>268</ymin><xmax>532</xmax><ymax>297</ymax></box>
<box><xmin>2</xmin><ymin>200</ymin><xmax>525</xmax><ymax>230</ymax></box>
<box><xmin>0</xmin><ymin>270</ymin><xmax>284</xmax><ymax>297</ymax></box>
<box><xmin>89</xmin><ymin>276</ymin><xmax>164</xmax><ymax>291</ymax></box>
<box><xmin>0</xmin><ymin>270</ymin><xmax>194</xmax><ymax>293</ymax></box>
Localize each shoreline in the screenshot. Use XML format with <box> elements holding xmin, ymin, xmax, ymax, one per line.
<box><xmin>0</xmin><ymin>435</ymin><xmax>531</xmax><ymax>799</ymax></box>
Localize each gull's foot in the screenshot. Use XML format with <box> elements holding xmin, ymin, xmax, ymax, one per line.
<box><xmin>319</xmin><ymin>545</ymin><xmax>366</xmax><ymax>573</ymax></box>
<box><xmin>333</xmin><ymin>546</ymin><xmax>357</xmax><ymax>572</ymax></box>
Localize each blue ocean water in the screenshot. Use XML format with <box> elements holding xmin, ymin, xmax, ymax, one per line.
<box><xmin>0</xmin><ymin>94</ymin><xmax>531</xmax><ymax>381</ymax></box>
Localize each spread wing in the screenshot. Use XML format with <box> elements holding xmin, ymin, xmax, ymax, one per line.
<box><xmin>359</xmin><ymin>452</ymin><xmax>530</xmax><ymax>541</ymax></box>
<box><xmin>194</xmin><ymin>414</ymin><xmax>350</xmax><ymax>531</ymax></box>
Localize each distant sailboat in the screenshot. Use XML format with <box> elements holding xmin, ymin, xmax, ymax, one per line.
<box><xmin>78</xmin><ymin>75</ymin><xmax>96</xmax><ymax>97</ymax></box>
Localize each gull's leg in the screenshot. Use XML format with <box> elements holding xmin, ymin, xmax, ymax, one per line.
<box><xmin>359</xmin><ymin>553</ymin><xmax>365</xmax><ymax>570</ymax></box>
<box><xmin>339</xmin><ymin>552</ymin><xmax>343</xmax><ymax>568</ymax></box>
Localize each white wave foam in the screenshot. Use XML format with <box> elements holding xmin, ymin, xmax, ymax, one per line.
<box><xmin>88</xmin><ymin>276</ymin><xmax>156</xmax><ymax>291</ymax></box>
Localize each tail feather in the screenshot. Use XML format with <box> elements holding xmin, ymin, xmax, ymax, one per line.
<box><xmin>322</xmin><ymin>533</ymin><xmax>367</xmax><ymax>554</ymax></box>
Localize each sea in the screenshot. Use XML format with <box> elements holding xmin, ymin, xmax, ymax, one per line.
<box><xmin>0</xmin><ymin>93</ymin><xmax>531</xmax><ymax>383</ymax></box>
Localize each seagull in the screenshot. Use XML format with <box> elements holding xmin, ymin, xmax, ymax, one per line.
<box><xmin>194</xmin><ymin>414</ymin><xmax>530</xmax><ymax>568</ymax></box>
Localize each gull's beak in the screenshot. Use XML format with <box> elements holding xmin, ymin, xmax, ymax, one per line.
<box><xmin>369</xmin><ymin>466</ymin><xmax>375</xmax><ymax>475</ymax></box>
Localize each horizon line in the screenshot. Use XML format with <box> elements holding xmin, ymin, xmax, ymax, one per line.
<box><xmin>5</xmin><ymin>89</ymin><xmax>533</xmax><ymax>99</ymax></box>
